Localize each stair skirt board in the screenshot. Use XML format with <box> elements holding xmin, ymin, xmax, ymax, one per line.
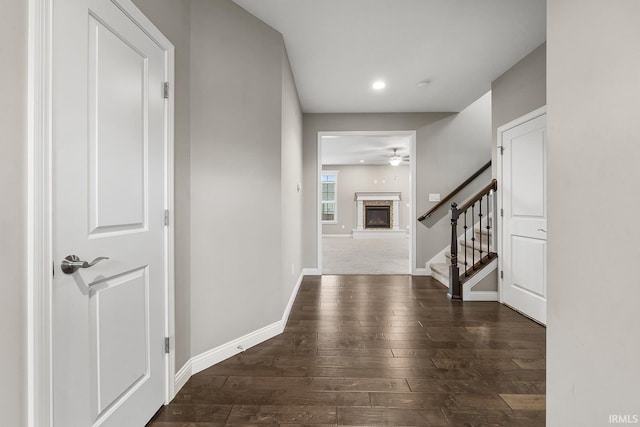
<box><xmin>462</xmin><ymin>257</ymin><xmax>498</xmax><ymax>301</ymax></box>
<box><xmin>430</xmin><ymin>258</ymin><xmax>498</xmax><ymax>300</ymax></box>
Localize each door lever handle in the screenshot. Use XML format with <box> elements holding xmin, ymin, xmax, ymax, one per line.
<box><xmin>61</xmin><ymin>255</ymin><xmax>109</xmax><ymax>274</ymax></box>
<box><xmin>537</xmin><ymin>228</ymin><xmax>547</xmax><ymax>233</ymax></box>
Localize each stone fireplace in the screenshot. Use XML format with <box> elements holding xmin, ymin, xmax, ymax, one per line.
<box><xmin>353</xmin><ymin>192</ymin><xmax>405</xmax><ymax>238</ymax></box>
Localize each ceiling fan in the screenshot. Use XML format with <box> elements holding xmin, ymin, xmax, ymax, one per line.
<box><xmin>388</xmin><ymin>148</ymin><xmax>409</xmax><ymax>166</ymax></box>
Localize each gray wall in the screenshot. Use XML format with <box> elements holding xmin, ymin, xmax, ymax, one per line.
<box><xmin>492</xmin><ymin>42</ymin><xmax>546</xmax><ymax>177</ymax></box>
<box><xmin>547</xmin><ymin>1</ymin><xmax>640</xmax><ymax>425</ymax></box>
<box><xmin>280</xmin><ymin>48</ymin><xmax>304</xmax><ymax>310</ymax></box>
<box><xmin>131</xmin><ymin>0</ymin><xmax>192</xmax><ymax>372</ymax></box>
<box><xmin>189</xmin><ymin>0</ymin><xmax>292</xmax><ymax>355</ymax></box>
<box><xmin>321</xmin><ymin>165</ymin><xmax>411</xmax><ymax>235</ymax></box>
<box><xmin>416</xmin><ymin>93</ymin><xmax>492</xmax><ymax>266</ymax></box>
<box><xmin>0</xmin><ymin>2</ymin><xmax>27</xmax><ymax>425</ymax></box>
<box><xmin>303</xmin><ymin>96</ymin><xmax>492</xmax><ymax>271</ymax></box>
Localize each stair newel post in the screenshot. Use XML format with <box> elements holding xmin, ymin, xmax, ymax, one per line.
<box><xmin>449</xmin><ymin>203</ymin><xmax>462</xmax><ymax>300</ymax></box>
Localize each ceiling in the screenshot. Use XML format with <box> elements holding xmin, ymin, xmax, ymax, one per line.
<box><xmin>322</xmin><ymin>134</ymin><xmax>411</xmax><ymax>166</ymax></box>
<box><xmin>232</xmin><ymin>0</ymin><xmax>546</xmax><ymax>113</ymax></box>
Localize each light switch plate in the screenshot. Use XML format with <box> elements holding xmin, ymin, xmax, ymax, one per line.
<box><xmin>429</xmin><ymin>193</ymin><xmax>441</xmax><ymax>202</ymax></box>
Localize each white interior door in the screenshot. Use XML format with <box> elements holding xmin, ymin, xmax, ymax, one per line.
<box><xmin>500</xmin><ymin>110</ymin><xmax>547</xmax><ymax>325</ymax></box>
<box><xmin>52</xmin><ymin>0</ymin><xmax>170</xmax><ymax>425</ymax></box>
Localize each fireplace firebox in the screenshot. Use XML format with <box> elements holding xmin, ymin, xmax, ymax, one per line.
<box><xmin>365</xmin><ymin>206</ymin><xmax>391</xmax><ymax>229</ymax></box>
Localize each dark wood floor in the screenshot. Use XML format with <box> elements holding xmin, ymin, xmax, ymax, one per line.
<box><xmin>148</xmin><ymin>275</ymin><xmax>545</xmax><ymax>426</ymax></box>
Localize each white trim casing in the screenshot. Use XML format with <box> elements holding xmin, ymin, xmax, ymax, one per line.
<box><xmin>28</xmin><ymin>0</ymin><xmax>53</xmax><ymax>425</ymax></box>
<box><xmin>28</xmin><ymin>1</ymin><xmax>177</xmax><ymax>424</ymax></box>
<box><xmin>317</xmin><ymin>131</ymin><xmax>417</xmax><ymax>274</ymax></box>
<box><xmin>496</xmin><ymin>106</ymin><xmax>547</xmax><ymax>304</ymax></box>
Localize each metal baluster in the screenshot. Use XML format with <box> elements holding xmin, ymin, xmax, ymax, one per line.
<box><xmin>471</xmin><ymin>203</ymin><xmax>476</xmax><ymax>269</ymax></box>
<box><xmin>479</xmin><ymin>195</ymin><xmax>484</xmax><ymax>264</ymax></box>
<box><xmin>486</xmin><ymin>191</ymin><xmax>492</xmax><ymax>258</ymax></box>
<box><xmin>464</xmin><ymin>210</ymin><xmax>468</xmax><ymax>277</ymax></box>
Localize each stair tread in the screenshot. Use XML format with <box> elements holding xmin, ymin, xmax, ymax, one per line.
<box><xmin>430</xmin><ymin>262</ymin><xmax>450</xmax><ymax>276</ymax></box>
<box><xmin>474</xmin><ymin>228</ymin><xmax>493</xmax><ymax>237</ymax></box>
<box><xmin>460</xmin><ymin>239</ymin><xmax>491</xmax><ymax>251</ymax></box>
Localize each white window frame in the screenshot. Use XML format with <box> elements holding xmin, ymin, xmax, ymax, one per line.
<box><xmin>321</xmin><ymin>170</ymin><xmax>339</xmax><ymax>224</ymax></box>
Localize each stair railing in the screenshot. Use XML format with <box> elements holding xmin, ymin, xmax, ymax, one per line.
<box><xmin>418</xmin><ymin>161</ymin><xmax>491</xmax><ymax>222</ymax></box>
<box><xmin>448</xmin><ymin>179</ymin><xmax>498</xmax><ymax>300</ymax></box>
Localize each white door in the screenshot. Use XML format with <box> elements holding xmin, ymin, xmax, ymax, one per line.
<box><xmin>500</xmin><ymin>109</ymin><xmax>547</xmax><ymax>325</ymax></box>
<box><xmin>52</xmin><ymin>0</ymin><xmax>170</xmax><ymax>425</ymax></box>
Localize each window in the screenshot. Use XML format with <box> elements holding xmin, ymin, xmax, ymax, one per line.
<box><xmin>321</xmin><ymin>171</ymin><xmax>338</xmax><ymax>223</ymax></box>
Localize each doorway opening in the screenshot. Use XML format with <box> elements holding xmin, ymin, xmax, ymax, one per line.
<box><xmin>317</xmin><ymin>131</ymin><xmax>417</xmax><ymax>275</ymax></box>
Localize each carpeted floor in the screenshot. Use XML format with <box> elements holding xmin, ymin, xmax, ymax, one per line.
<box><xmin>322</xmin><ymin>236</ymin><xmax>410</xmax><ymax>274</ymax></box>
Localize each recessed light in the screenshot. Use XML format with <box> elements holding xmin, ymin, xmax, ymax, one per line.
<box><xmin>372</xmin><ymin>80</ymin><xmax>386</xmax><ymax>90</ymax></box>
<box><xmin>359</xmin><ymin>160</ymin><xmax>365</xmax><ymax>163</ymax></box>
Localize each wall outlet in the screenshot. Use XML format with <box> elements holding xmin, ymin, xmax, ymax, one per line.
<box><xmin>429</xmin><ymin>193</ymin><xmax>441</xmax><ymax>202</ymax></box>
<box><xmin>341</xmin><ymin>224</ymin><xmax>345</xmax><ymax>229</ymax></box>
<box><xmin>291</xmin><ymin>263</ymin><xmax>295</xmax><ymax>275</ymax></box>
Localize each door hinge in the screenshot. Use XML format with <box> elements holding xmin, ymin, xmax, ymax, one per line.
<box><xmin>164</xmin><ymin>337</ymin><xmax>170</xmax><ymax>353</ymax></box>
<box><xmin>162</xmin><ymin>82</ymin><xmax>170</xmax><ymax>99</ymax></box>
<box><xmin>163</xmin><ymin>209</ymin><xmax>170</xmax><ymax>226</ymax></box>
<box><xmin>500</xmin><ymin>270</ymin><xmax>504</xmax><ymax>279</ymax></box>
<box><xmin>499</xmin><ymin>146</ymin><xmax>504</xmax><ymax>155</ymax></box>
<box><xmin>500</xmin><ymin>208</ymin><xmax>504</xmax><ymax>217</ymax></box>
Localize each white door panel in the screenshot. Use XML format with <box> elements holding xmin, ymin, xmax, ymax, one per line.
<box><xmin>52</xmin><ymin>0</ymin><xmax>169</xmax><ymax>425</ymax></box>
<box><xmin>501</xmin><ymin>111</ymin><xmax>547</xmax><ymax>325</ymax></box>
<box><xmin>88</xmin><ymin>14</ymin><xmax>147</xmax><ymax>233</ymax></box>
<box><xmin>511</xmin><ymin>236</ymin><xmax>546</xmax><ymax>297</ymax></box>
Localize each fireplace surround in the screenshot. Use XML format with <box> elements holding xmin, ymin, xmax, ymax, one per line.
<box><xmin>353</xmin><ymin>192</ymin><xmax>406</xmax><ymax>238</ymax></box>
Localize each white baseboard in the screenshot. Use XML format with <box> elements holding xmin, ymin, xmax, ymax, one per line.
<box><xmin>174</xmin><ymin>359</ymin><xmax>192</xmax><ymax>394</ymax></box>
<box><xmin>413</xmin><ymin>267</ymin><xmax>430</xmax><ymax>276</ymax></box>
<box><xmin>282</xmin><ymin>270</ymin><xmax>305</xmax><ymax>327</ymax></box>
<box><xmin>352</xmin><ymin>229</ymin><xmax>408</xmax><ymax>239</ymax></box>
<box><xmin>191</xmin><ymin>320</ymin><xmax>283</xmax><ymax>375</ymax></box>
<box><xmin>464</xmin><ymin>291</ymin><xmax>499</xmax><ymax>301</ymax></box>
<box><xmin>173</xmin><ymin>269</ymin><xmax>312</xmax><ymax>395</ymax></box>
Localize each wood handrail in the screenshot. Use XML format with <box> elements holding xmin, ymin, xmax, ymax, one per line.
<box><xmin>418</xmin><ymin>161</ymin><xmax>491</xmax><ymax>222</ymax></box>
<box><xmin>456</xmin><ymin>179</ymin><xmax>498</xmax><ymax>213</ymax></box>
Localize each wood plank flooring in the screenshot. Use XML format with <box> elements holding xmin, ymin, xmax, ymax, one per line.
<box><xmin>148</xmin><ymin>275</ymin><xmax>545</xmax><ymax>426</ymax></box>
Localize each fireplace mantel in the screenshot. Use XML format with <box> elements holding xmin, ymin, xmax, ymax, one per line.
<box><xmin>354</xmin><ymin>192</ymin><xmax>401</xmax><ymax>202</ymax></box>
<box><xmin>353</xmin><ymin>192</ymin><xmax>406</xmax><ymax>239</ymax></box>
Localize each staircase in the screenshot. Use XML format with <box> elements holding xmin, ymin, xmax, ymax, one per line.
<box><xmin>430</xmin><ymin>224</ymin><xmax>498</xmax><ymax>297</ymax></box>
<box><xmin>419</xmin><ymin>172</ymin><xmax>499</xmax><ymax>301</ymax></box>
